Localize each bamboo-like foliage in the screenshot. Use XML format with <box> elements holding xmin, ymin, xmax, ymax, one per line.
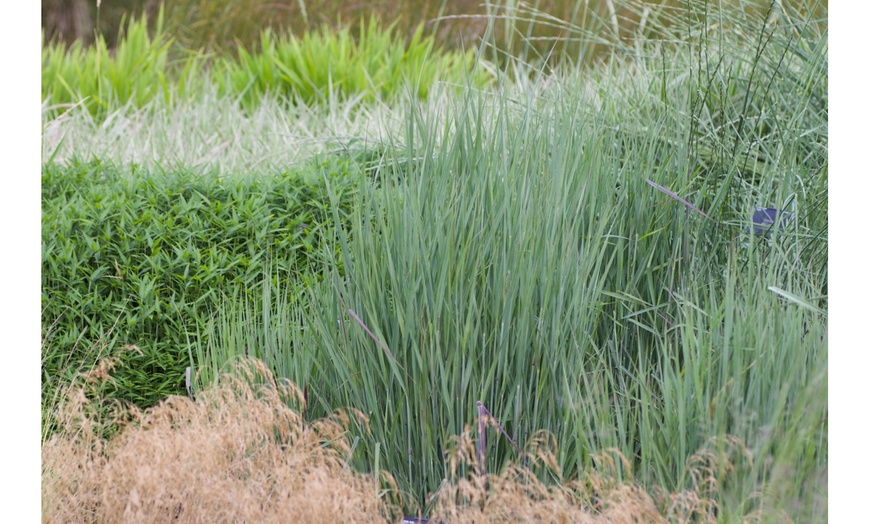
<box><xmin>41</xmin><ymin>159</ymin><xmax>361</xmax><ymax>422</ymax></box>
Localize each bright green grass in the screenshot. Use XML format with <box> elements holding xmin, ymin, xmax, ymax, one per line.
<box><xmin>41</xmin><ymin>9</ymin><xmax>192</xmax><ymax>119</ymax></box>
<box><xmin>213</xmin><ymin>17</ymin><xmax>490</xmax><ymax>110</ymax></box>
<box><xmin>42</xmin><ymin>8</ymin><xmax>492</xmax><ymax>120</ymax></box>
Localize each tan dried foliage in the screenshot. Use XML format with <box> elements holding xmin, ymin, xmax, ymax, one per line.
<box><xmin>428</xmin><ymin>423</ymin><xmax>777</xmax><ymax>524</ymax></box>
<box><xmin>657</xmin><ymin>435</ymin><xmax>758</xmax><ymax>523</ymax></box>
<box><xmin>429</xmin><ymin>425</ymin><xmax>666</xmax><ymax>524</ymax></box>
<box><xmin>42</xmin><ymin>358</ymin><xmax>400</xmax><ymax>523</ymax></box>
<box><xmin>43</xmin><ymin>356</ymin><xmax>778</xmax><ymax>523</ymax></box>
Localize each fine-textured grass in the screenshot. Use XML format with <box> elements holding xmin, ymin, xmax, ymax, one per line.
<box><xmin>42</xmin><ymin>358</ymin><xmax>402</xmax><ymax>522</ymax></box>
<box><xmin>42</xmin><ymin>85</ymin><xmax>412</xmax><ymax>175</ymax></box>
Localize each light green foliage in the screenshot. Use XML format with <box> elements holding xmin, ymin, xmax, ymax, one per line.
<box><xmin>42</xmin><ymin>8</ymin><xmax>180</xmax><ymax>118</ymax></box>
<box><xmin>42</xmin><ymin>11</ymin><xmax>491</xmax><ymax>120</ymax></box>
<box><xmin>215</xmin><ymin>18</ymin><xmax>489</xmax><ymax>108</ymax></box>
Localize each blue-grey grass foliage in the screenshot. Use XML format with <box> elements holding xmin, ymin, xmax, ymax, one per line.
<box><xmin>192</xmin><ymin>1</ymin><xmax>827</xmax><ymax>518</ymax></box>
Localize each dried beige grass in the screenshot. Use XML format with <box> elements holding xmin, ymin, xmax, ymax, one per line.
<box><xmin>43</xmin><ymin>356</ymin><xmax>779</xmax><ymax>523</ymax></box>
<box><xmin>428</xmin><ymin>426</ymin><xmax>666</xmax><ymax>524</ymax></box>
<box><xmin>42</xmin><ymin>358</ymin><xmax>400</xmax><ymax>523</ymax></box>
<box><xmin>656</xmin><ymin>435</ymin><xmax>755</xmax><ymax>523</ymax></box>
<box><xmin>426</xmin><ymin>423</ymin><xmax>778</xmax><ymax>524</ymax></box>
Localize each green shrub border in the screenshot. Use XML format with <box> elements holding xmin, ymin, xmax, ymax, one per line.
<box><xmin>42</xmin><ymin>157</ymin><xmax>363</xmax><ymax>416</ymax></box>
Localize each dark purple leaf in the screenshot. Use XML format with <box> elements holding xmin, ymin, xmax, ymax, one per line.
<box><xmin>747</xmin><ymin>207</ymin><xmax>792</xmax><ymax>235</ymax></box>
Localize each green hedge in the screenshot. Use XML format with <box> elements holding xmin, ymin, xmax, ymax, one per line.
<box><xmin>42</xmin><ymin>158</ymin><xmax>362</xmax><ymax>414</ymax></box>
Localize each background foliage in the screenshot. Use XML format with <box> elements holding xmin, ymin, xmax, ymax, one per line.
<box><xmin>42</xmin><ymin>7</ymin><xmax>489</xmax><ymax>118</ymax></box>
<box><xmin>44</xmin><ymin>1</ymin><xmax>828</xmax><ymax>60</ymax></box>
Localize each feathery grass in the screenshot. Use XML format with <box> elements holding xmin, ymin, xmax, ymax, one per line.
<box><xmin>42</xmin><ymin>358</ymin><xmax>403</xmax><ymax>522</ymax></box>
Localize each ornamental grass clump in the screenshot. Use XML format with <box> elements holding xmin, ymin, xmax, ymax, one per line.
<box><xmin>42</xmin><ymin>357</ymin><xmax>403</xmax><ymax>523</ymax></box>
<box><xmin>191</xmin><ymin>1</ymin><xmax>826</xmax><ymax>516</ymax></box>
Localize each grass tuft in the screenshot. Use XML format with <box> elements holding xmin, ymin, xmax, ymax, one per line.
<box><xmin>45</xmin><ymin>355</ymin><xmax>782</xmax><ymax>523</ymax></box>
<box><xmin>42</xmin><ymin>357</ymin><xmax>403</xmax><ymax>523</ymax></box>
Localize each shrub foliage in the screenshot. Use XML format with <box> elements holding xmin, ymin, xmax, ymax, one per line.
<box><xmin>42</xmin><ymin>158</ymin><xmax>361</xmax><ymax>414</ymax></box>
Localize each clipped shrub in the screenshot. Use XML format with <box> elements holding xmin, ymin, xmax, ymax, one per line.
<box><xmin>41</xmin><ymin>157</ymin><xmax>362</xmax><ymax>420</ymax></box>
